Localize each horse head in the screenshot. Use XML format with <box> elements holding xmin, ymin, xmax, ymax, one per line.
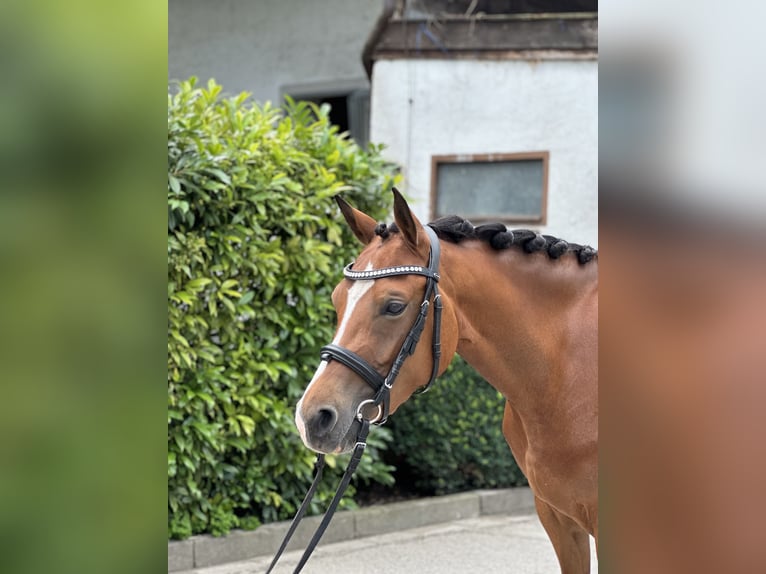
<box><xmin>295</xmin><ymin>189</ymin><xmax>458</xmax><ymax>454</ymax></box>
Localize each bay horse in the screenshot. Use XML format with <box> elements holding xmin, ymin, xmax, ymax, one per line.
<box><xmin>295</xmin><ymin>189</ymin><xmax>598</xmax><ymax>573</ymax></box>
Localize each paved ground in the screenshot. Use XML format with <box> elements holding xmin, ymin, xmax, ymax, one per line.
<box><xmin>178</xmin><ymin>512</ymin><xmax>598</xmax><ymax>574</ymax></box>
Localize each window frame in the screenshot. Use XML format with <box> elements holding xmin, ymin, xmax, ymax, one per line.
<box><xmin>430</xmin><ymin>151</ymin><xmax>550</xmax><ymax>224</ymax></box>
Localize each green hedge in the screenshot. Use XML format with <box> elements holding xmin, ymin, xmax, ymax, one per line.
<box><xmin>167</xmin><ymin>79</ymin><xmax>398</xmax><ymax>539</ymax></box>
<box><xmin>386</xmin><ymin>357</ymin><xmax>528</xmax><ymax>495</ymax></box>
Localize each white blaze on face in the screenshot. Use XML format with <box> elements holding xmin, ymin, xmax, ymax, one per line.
<box><xmin>295</xmin><ymin>263</ymin><xmax>375</xmax><ymax>444</ymax></box>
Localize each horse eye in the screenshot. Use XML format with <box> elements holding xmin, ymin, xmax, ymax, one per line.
<box><xmin>383</xmin><ymin>301</ymin><xmax>407</xmax><ymax>316</ymax></box>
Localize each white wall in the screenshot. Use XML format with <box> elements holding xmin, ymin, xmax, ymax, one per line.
<box><xmin>370</xmin><ymin>59</ymin><xmax>598</xmax><ymax>247</ymax></box>
<box><xmin>169</xmin><ymin>0</ymin><xmax>381</xmax><ymax>104</ymax></box>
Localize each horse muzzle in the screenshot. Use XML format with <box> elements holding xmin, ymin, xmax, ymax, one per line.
<box><xmin>295</xmin><ymin>401</ymin><xmax>360</xmax><ymax>454</ymax></box>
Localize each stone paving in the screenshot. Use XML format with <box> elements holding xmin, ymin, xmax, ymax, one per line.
<box><xmin>176</xmin><ymin>512</ymin><xmax>598</xmax><ymax>574</ymax></box>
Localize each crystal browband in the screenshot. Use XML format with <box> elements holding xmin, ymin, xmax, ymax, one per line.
<box><xmin>342</xmin><ymin>263</ymin><xmax>439</xmax><ymax>282</ymax></box>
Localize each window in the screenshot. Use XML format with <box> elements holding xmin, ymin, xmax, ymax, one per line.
<box><xmin>430</xmin><ymin>152</ymin><xmax>549</xmax><ymax>223</ymax></box>
<box><xmin>283</xmin><ymin>83</ymin><xmax>370</xmax><ymax>147</ymax></box>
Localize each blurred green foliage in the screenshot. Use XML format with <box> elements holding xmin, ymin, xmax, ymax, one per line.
<box><xmin>0</xmin><ymin>2</ymin><xmax>166</xmax><ymax>574</ymax></box>
<box><xmin>387</xmin><ymin>357</ymin><xmax>528</xmax><ymax>495</ymax></box>
<box><xmin>167</xmin><ymin>79</ymin><xmax>399</xmax><ymax>539</ymax></box>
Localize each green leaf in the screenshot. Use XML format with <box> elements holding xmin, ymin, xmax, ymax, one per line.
<box><xmin>173</xmin><ymin>292</ymin><xmax>194</xmax><ymax>305</ymax></box>
<box><xmin>206</xmin><ymin>168</ymin><xmax>231</xmax><ymax>185</ymax></box>
<box><xmin>170</xmin><ymin>330</ymin><xmax>189</xmax><ymax>347</ymax></box>
<box><xmin>196</xmin><ymin>392</ymin><xmax>215</xmax><ymax>407</ymax></box>
<box><xmin>169</xmin><ymin>174</ymin><xmax>181</xmax><ymax>194</ymax></box>
<box><xmin>187</xmin><ymin>278</ymin><xmax>212</xmax><ymax>290</ymax></box>
<box><xmin>238</xmin><ymin>291</ymin><xmax>255</xmax><ymax>305</ymax></box>
<box><xmin>236</xmin><ymin>415</ymin><xmax>255</xmax><ymax>437</ymax></box>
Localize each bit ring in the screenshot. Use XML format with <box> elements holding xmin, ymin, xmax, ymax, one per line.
<box><xmin>356</xmin><ymin>399</ymin><xmax>383</xmax><ymax>423</ymax></box>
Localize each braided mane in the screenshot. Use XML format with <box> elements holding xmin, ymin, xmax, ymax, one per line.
<box><xmin>374</xmin><ymin>215</ymin><xmax>597</xmax><ymax>265</ymax></box>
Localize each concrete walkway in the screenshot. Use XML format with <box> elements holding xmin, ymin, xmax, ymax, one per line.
<box><xmin>177</xmin><ymin>512</ymin><xmax>598</xmax><ymax>574</ymax></box>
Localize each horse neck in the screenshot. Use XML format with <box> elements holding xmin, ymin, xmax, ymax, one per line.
<box><xmin>441</xmin><ymin>240</ymin><xmax>598</xmax><ymax>418</ymax></box>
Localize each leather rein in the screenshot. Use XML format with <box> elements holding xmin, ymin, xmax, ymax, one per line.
<box><xmin>265</xmin><ymin>226</ymin><xmax>443</xmax><ymax>573</ymax></box>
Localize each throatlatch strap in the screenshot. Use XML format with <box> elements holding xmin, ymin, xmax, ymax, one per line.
<box><xmin>264</xmin><ymin>454</ymin><xmax>325</xmax><ymax>574</ymax></box>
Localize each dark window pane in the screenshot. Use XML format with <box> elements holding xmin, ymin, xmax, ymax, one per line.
<box><xmin>436</xmin><ymin>159</ymin><xmax>544</xmax><ymax>220</ymax></box>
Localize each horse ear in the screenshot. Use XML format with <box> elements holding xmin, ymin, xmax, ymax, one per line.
<box><xmin>335</xmin><ymin>195</ymin><xmax>377</xmax><ymax>245</ymax></box>
<box><xmin>392</xmin><ymin>187</ymin><xmax>421</xmax><ymax>251</ymax></box>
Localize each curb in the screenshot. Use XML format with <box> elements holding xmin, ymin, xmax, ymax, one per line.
<box><xmin>168</xmin><ymin>487</ymin><xmax>535</xmax><ymax>572</ymax></box>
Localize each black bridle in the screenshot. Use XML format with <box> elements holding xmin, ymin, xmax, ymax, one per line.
<box><xmin>265</xmin><ymin>225</ymin><xmax>443</xmax><ymax>574</ymax></box>
<box><xmin>320</xmin><ymin>224</ymin><xmax>443</xmax><ymax>425</ymax></box>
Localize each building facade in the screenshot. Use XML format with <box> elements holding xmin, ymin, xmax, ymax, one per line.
<box><xmin>366</xmin><ymin>2</ymin><xmax>597</xmax><ymax>246</ymax></box>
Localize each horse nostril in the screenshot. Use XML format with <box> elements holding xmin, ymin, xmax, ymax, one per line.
<box><xmin>313</xmin><ymin>407</ymin><xmax>338</xmax><ymax>437</ymax></box>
